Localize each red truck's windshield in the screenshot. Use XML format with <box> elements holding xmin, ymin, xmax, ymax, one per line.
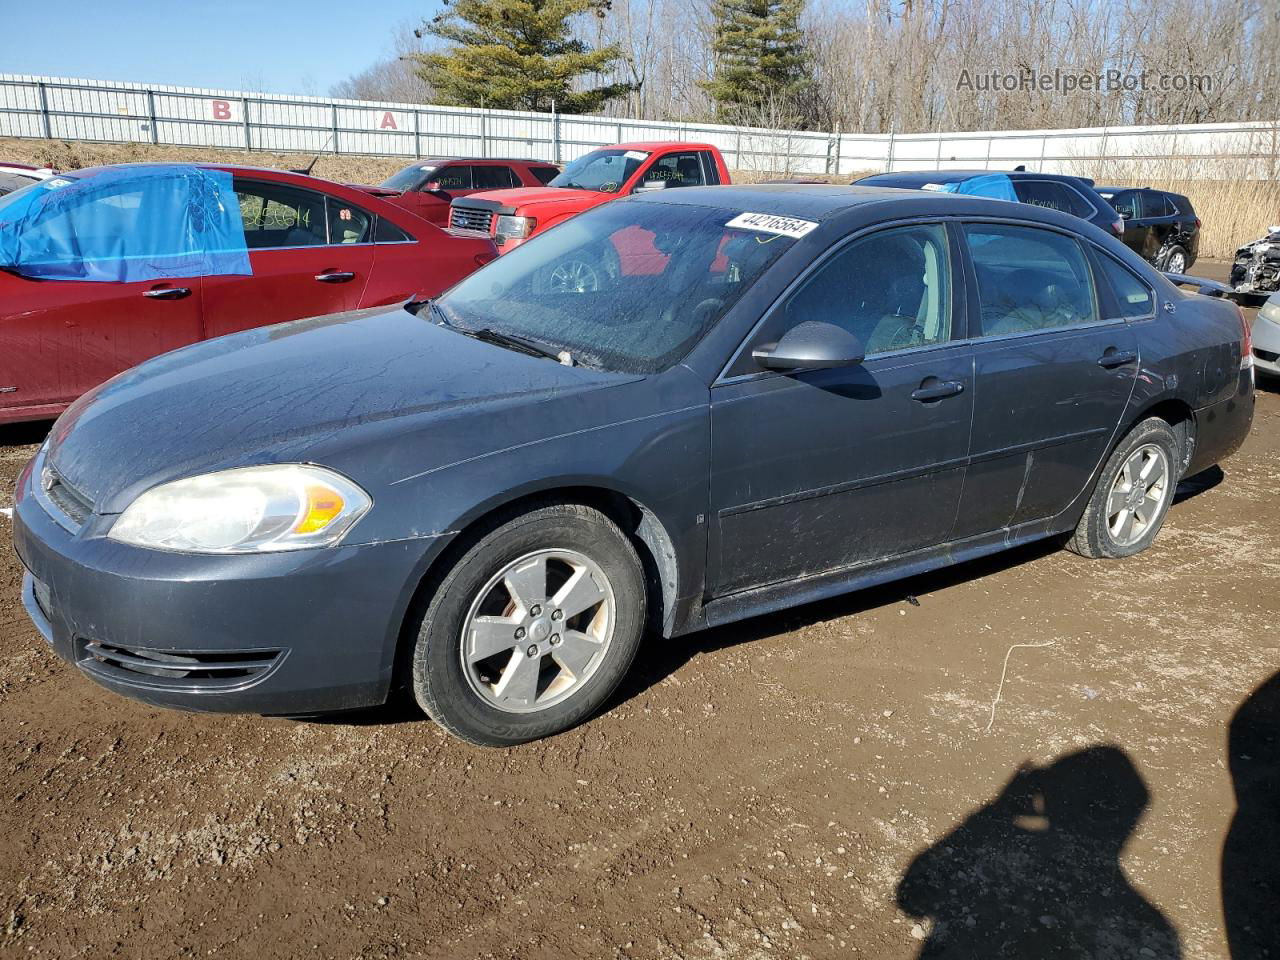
<box><xmin>548</xmin><ymin>149</ymin><xmax>650</xmax><ymax>194</ymax></box>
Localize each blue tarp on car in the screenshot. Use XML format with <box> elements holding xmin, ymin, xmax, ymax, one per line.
<box><xmin>0</xmin><ymin>164</ymin><xmax>250</xmax><ymax>282</ymax></box>
<box><xmin>935</xmin><ymin>173</ymin><xmax>1019</xmax><ymax>203</ymax></box>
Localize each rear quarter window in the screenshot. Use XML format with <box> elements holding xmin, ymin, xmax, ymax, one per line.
<box><xmin>1093</xmin><ymin>251</ymin><xmax>1155</xmax><ymax>319</ymax></box>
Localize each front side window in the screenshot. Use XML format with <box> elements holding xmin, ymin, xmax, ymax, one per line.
<box><xmin>1105</xmin><ymin>190</ymin><xmax>1140</xmax><ymax>220</ymax></box>
<box><xmin>432</xmin><ymin>166</ymin><xmax>472</xmax><ymax>190</ymax></box>
<box><xmin>236</xmin><ymin>180</ymin><xmax>327</xmax><ymax>249</ymax></box>
<box><xmin>758</xmin><ymin>223</ymin><xmax>952</xmax><ymax>363</ymax></box>
<box><xmin>966</xmin><ymin>224</ymin><xmax>1099</xmax><ymax>336</ymax></box>
<box><xmin>638</xmin><ymin>152</ymin><xmax>706</xmax><ymax>189</ymax></box>
<box><xmin>1094</xmin><ymin>252</ymin><xmax>1154</xmax><ymax>319</ymax></box>
<box><xmin>437</xmin><ymin>201</ymin><xmax>795</xmax><ymax>373</ymax></box>
<box><xmin>549</xmin><ymin>149</ymin><xmax>649</xmax><ymax>193</ymax></box>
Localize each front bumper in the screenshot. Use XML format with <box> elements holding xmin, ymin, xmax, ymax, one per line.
<box><xmin>1253</xmin><ymin>311</ymin><xmax>1280</xmax><ymax>378</ymax></box>
<box><xmin>11</xmin><ymin>465</ymin><xmax>445</xmax><ymax>715</ymax></box>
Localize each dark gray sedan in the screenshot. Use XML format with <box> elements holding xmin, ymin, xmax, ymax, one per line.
<box><xmin>12</xmin><ymin>185</ymin><xmax>1255</xmax><ymax>745</ymax></box>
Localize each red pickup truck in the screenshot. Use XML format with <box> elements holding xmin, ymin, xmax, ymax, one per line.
<box><xmin>447</xmin><ymin>142</ymin><xmax>731</xmax><ymax>251</ymax></box>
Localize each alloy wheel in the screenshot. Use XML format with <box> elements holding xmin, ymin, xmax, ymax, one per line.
<box><xmin>1106</xmin><ymin>443</ymin><xmax>1171</xmax><ymax>547</ymax></box>
<box><xmin>459</xmin><ymin>549</ymin><xmax>615</xmax><ymax>713</ymax></box>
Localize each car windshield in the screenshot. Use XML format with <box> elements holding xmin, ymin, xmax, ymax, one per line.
<box><xmin>548</xmin><ymin>149</ymin><xmax>649</xmax><ymax>193</ymax></box>
<box><xmin>435</xmin><ymin>200</ymin><xmax>800</xmax><ymax>373</ymax></box>
<box><xmin>379</xmin><ymin>165</ymin><xmax>435</xmax><ymax>191</ymax></box>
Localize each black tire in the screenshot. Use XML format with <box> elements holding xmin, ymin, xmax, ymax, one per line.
<box><xmin>1160</xmin><ymin>245</ymin><xmax>1189</xmax><ymax>274</ymax></box>
<box><xmin>1068</xmin><ymin>417</ymin><xmax>1180</xmax><ymax>559</ymax></box>
<box><xmin>411</xmin><ymin>502</ymin><xmax>645</xmax><ymax>746</ymax></box>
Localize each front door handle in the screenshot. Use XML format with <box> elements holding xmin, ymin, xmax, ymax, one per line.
<box><xmin>143</xmin><ymin>286</ymin><xmax>191</xmax><ymax>300</ymax></box>
<box><xmin>911</xmin><ymin>379</ymin><xmax>965</xmax><ymax>402</ymax></box>
<box><xmin>1097</xmin><ymin>349</ymin><xmax>1138</xmax><ymax>369</ymax></box>
<box><xmin>314</xmin><ymin>271</ymin><xmax>355</xmax><ymax>283</ymax></box>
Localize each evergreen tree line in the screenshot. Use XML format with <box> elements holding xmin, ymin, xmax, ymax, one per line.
<box><xmin>332</xmin><ymin>0</ymin><xmax>1280</xmax><ymax>135</ymax></box>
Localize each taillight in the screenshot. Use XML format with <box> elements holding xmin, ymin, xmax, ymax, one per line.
<box><xmin>1195</xmin><ymin>217</ymin><xmax>1202</xmax><ymax>229</ymax></box>
<box><xmin>1237</xmin><ymin>302</ymin><xmax>1254</xmax><ymax>374</ymax></box>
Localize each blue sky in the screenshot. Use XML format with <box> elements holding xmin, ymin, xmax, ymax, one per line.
<box><xmin>0</xmin><ymin>0</ymin><xmax>436</xmax><ymax>95</ymax></box>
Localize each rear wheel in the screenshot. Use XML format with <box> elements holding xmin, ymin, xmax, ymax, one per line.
<box><xmin>1161</xmin><ymin>245</ymin><xmax>1189</xmax><ymax>274</ymax></box>
<box><xmin>411</xmin><ymin>502</ymin><xmax>646</xmax><ymax>746</ymax></box>
<box><xmin>1068</xmin><ymin>418</ymin><xmax>1179</xmax><ymax>559</ymax></box>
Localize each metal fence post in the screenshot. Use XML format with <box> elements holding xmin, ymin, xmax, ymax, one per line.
<box><xmin>885</xmin><ymin>123</ymin><xmax>896</xmax><ymax>172</ymax></box>
<box><xmin>413</xmin><ymin>110</ymin><xmax>421</xmax><ymax>159</ymax></box>
<box><xmin>145</xmin><ymin>89</ymin><xmax>159</xmax><ymax>144</ymax></box>
<box><xmin>331</xmin><ymin>103</ymin><xmax>339</xmax><ymax>153</ymax></box>
<box><xmin>551</xmin><ymin>101</ymin><xmax>560</xmax><ymax>164</ymax></box>
<box><xmin>36</xmin><ymin>81</ymin><xmax>52</xmax><ymax>139</ymax></box>
<box><xmin>480</xmin><ymin>109</ymin><xmax>488</xmax><ymax>158</ymax></box>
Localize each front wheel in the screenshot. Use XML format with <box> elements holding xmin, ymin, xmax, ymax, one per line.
<box><xmin>1068</xmin><ymin>418</ymin><xmax>1179</xmax><ymax>559</ymax></box>
<box><xmin>411</xmin><ymin>502</ymin><xmax>646</xmax><ymax>746</ymax></box>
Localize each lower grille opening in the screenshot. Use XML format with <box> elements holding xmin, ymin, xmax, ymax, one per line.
<box><xmin>1256</xmin><ymin>348</ymin><xmax>1279</xmax><ymax>363</ymax></box>
<box><xmin>81</xmin><ymin>641</ymin><xmax>281</xmax><ymax>686</ymax></box>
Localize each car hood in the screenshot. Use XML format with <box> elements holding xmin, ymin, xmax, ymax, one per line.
<box><xmin>459</xmin><ymin>187</ymin><xmax>609</xmax><ymax>213</ymax></box>
<box><xmin>47</xmin><ymin>306</ymin><xmax>636</xmax><ymax>514</ymax></box>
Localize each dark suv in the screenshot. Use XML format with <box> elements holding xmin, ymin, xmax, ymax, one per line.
<box><xmin>855</xmin><ymin>170</ymin><xmax>1124</xmax><ymax>238</ymax></box>
<box><xmin>1096</xmin><ymin>187</ymin><xmax>1200</xmax><ymax>274</ymax></box>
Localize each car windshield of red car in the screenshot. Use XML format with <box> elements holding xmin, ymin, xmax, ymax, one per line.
<box><xmin>548</xmin><ymin>149</ymin><xmax>649</xmax><ymax>193</ymax></box>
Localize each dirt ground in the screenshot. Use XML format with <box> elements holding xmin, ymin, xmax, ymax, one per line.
<box><xmin>1</xmin><ymin>263</ymin><xmax>1277</xmax><ymax>960</ymax></box>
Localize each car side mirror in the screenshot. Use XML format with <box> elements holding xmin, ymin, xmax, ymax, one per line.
<box><xmin>753</xmin><ymin>321</ymin><xmax>866</xmax><ymax>372</ymax></box>
<box><xmin>633</xmin><ymin>179</ymin><xmax>671</xmax><ymax>194</ymax></box>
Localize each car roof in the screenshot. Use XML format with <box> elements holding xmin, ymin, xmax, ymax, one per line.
<box><xmin>860</xmin><ymin>169</ymin><xmax>1096</xmax><ymax>187</ymax></box>
<box><xmin>1095</xmin><ymin>185</ymin><xmax>1157</xmax><ymax>193</ymax></box>
<box><xmin>628</xmin><ymin>182</ymin><xmax>1102</xmax><ymax>228</ymax></box>
<box><xmin>410</xmin><ymin>157</ymin><xmax>558</xmax><ymax>167</ymax></box>
<box><xmin>609</xmin><ymin>141</ymin><xmax>717</xmax><ymax>152</ymax></box>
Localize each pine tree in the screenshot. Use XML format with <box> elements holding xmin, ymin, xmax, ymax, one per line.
<box><xmin>703</xmin><ymin>0</ymin><xmax>812</xmax><ymax>122</ymax></box>
<box><xmin>413</xmin><ymin>0</ymin><xmax>634</xmax><ymax>113</ymax></box>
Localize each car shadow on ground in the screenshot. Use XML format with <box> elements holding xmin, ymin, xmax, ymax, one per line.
<box><xmin>0</xmin><ymin>420</ymin><xmax>52</xmax><ymax>448</ymax></box>
<box><xmin>894</xmin><ymin>745</ymin><xmax>1182</xmax><ymax>958</ymax></box>
<box><xmin>1223</xmin><ymin>671</ymin><xmax>1280</xmax><ymax>959</ymax></box>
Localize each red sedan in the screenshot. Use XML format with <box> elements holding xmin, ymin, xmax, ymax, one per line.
<box><xmin>0</xmin><ymin>164</ymin><xmax>497</xmax><ymax>425</ymax></box>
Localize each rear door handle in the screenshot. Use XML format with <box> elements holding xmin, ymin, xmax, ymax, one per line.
<box><xmin>314</xmin><ymin>271</ymin><xmax>355</xmax><ymax>283</ymax></box>
<box><xmin>1097</xmin><ymin>350</ymin><xmax>1138</xmax><ymax>369</ymax></box>
<box><xmin>911</xmin><ymin>379</ymin><xmax>965</xmax><ymax>402</ymax></box>
<box><xmin>143</xmin><ymin>286</ymin><xmax>191</xmax><ymax>300</ymax></box>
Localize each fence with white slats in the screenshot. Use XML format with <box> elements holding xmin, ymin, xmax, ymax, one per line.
<box><xmin>2</xmin><ymin>75</ymin><xmax>1278</xmax><ymax>179</ymax></box>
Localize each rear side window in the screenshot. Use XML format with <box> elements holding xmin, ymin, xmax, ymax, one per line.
<box><xmin>236</xmin><ymin>179</ymin><xmax>328</xmax><ymax>249</ymax></box>
<box><xmin>1013</xmin><ymin>180</ymin><xmax>1091</xmax><ymax>219</ymax></box>
<box><xmin>769</xmin><ymin>223</ymin><xmax>952</xmax><ymax>358</ymax></box>
<box><xmin>965</xmin><ymin>224</ymin><xmax>1099</xmax><ymax>336</ymax></box>
<box><xmin>1094</xmin><ymin>252</ymin><xmax>1155</xmax><ymax>319</ymax></box>
<box><xmin>374</xmin><ymin>217</ymin><xmax>412</xmax><ymax>243</ymax></box>
<box><xmin>326</xmin><ymin>197</ymin><xmax>373</xmax><ymax>244</ymax></box>
<box><xmin>1140</xmin><ymin>192</ymin><xmax>1174</xmax><ymax>218</ymax></box>
<box><xmin>473</xmin><ymin>165</ymin><xmax>515</xmax><ymax>189</ymax></box>
<box><xmin>0</xmin><ymin>171</ymin><xmax>36</xmax><ymax>196</ymax></box>
<box><xmin>1170</xmin><ymin>194</ymin><xmax>1195</xmax><ymax>217</ymax></box>
<box><xmin>529</xmin><ymin>165</ymin><xmax>559</xmax><ymax>185</ymax></box>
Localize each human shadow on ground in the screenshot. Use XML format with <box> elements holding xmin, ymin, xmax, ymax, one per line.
<box><xmin>896</xmin><ymin>745</ymin><xmax>1181</xmax><ymax>959</ymax></box>
<box><xmin>1223</xmin><ymin>671</ymin><xmax>1280</xmax><ymax>959</ymax></box>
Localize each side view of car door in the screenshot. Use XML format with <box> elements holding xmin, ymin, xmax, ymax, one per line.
<box><xmin>708</xmin><ymin>222</ymin><xmax>974</xmax><ymax>597</ymax></box>
<box><xmin>951</xmin><ymin>221</ymin><xmax>1139</xmax><ymax>540</ymax></box>
<box><xmin>0</xmin><ymin>179</ymin><xmax>203</xmax><ymax>418</ymax></box>
<box><xmin>201</xmin><ymin>179</ymin><xmax>373</xmax><ymax>338</ymax></box>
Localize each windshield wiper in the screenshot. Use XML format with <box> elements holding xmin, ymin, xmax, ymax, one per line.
<box><xmin>468</xmin><ymin>328</ymin><xmax>572</xmax><ymax>365</ymax></box>
<box><xmin>428</xmin><ymin>301</ymin><xmax>572</xmax><ymax>365</ymax></box>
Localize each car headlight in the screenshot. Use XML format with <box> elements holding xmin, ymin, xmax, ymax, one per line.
<box><xmin>1259</xmin><ymin>300</ymin><xmax>1280</xmax><ymax>326</ymax></box>
<box><xmin>494</xmin><ymin>215</ymin><xmax>536</xmax><ymax>240</ymax></box>
<box><xmin>108</xmin><ymin>464</ymin><xmax>371</xmax><ymax>554</ymax></box>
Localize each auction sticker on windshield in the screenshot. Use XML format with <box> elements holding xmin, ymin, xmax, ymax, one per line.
<box><xmin>725</xmin><ymin>212</ymin><xmax>818</xmax><ymax>239</ymax></box>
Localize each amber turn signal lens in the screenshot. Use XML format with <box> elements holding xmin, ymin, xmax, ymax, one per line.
<box><xmin>294</xmin><ymin>485</ymin><xmax>346</xmax><ymax>534</ymax></box>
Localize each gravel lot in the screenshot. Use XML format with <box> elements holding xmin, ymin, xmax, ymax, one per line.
<box><xmin>1</xmin><ymin>264</ymin><xmax>1275</xmax><ymax>960</ymax></box>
